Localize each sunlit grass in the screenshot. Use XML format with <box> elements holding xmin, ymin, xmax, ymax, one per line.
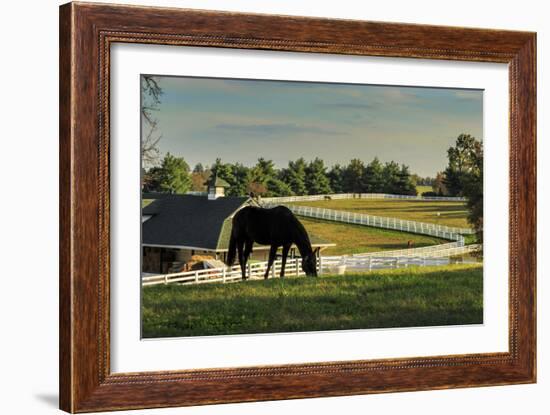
<box><xmin>300</xmin><ymin>217</ymin><xmax>445</xmax><ymax>255</ymax></box>
<box><xmin>290</xmin><ymin>198</ymin><xmax>470</xmax><ymax>228</ymax></box>
<box><xmin>142</xmin><ymin>264</ymin><xmax>483</xmax><ymax>338</ymax></box>
<box><xmin>416</xmin><ymin>185</ymin><xmax>433</xmax><ymax>194</ymax></box>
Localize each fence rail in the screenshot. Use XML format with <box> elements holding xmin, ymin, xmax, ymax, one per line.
<box><xmin>321</xmin><ymin>254</ymin><xmax>476</xmax><ymax>272</ymax></box>
<box><xmin>262</xmin><ymin>193</ymin><xmax>466</xmax><ymax>203</ymax></box>
<box><xmin>351</xmin><ymin>242</ymin><xmax>465</xmax><ymax>258</ymax></box>
<box><xmin>142</xmin><ymin>257</ymin><xmax>311</xmax><ymax>286</ymax></box>
<box><xmin>265</xmin><ymin>203</ymin><xmax>474</xmax><ymax>240</ymax></box>
<box><xmin>142</xmin><ymin>244</ymin><xmax>481</xmax><ymax>287</ymax></box>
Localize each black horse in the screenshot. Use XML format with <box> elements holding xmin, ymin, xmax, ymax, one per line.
<box><xmin>226</xmin><ymin>205</ymin><xmax>318</xmax><ymax>280</ymax></box>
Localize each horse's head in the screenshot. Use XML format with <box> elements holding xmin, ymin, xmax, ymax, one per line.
<box><xmin>302</xmin><ymin>253</ymin><xmax>318</xmax><ymax>277</ymax></box>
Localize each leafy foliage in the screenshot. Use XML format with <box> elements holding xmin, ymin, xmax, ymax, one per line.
<box><xmin>443</xmin><ymin>134</ymin><xmax>483</xmax><ymax>244</ymax></box>
<box><xmin>143</xmin><ymin>153</ymin><xmax>192</xmax><ymax>194</ymax></box>
<box><xmin>443</xmin><ymin>134</ymin><xmax>482</xmax><ymax>196</ymax></box>
<box><xmin>432</xmin><ymin>172</ymin><xmax>448</xmax><ymax>196</ymax></box>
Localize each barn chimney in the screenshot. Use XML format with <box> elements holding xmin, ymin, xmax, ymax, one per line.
<box><xmin>206</xmin><ymin>174</ymin><xmax>230</xmax><ymax>200</ymax></box>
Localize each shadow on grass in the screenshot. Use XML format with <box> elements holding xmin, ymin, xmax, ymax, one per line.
<box><xmin>142</xmin><ymin>265</ymin><xmax>483</xmax><ymax>338</ymax></box>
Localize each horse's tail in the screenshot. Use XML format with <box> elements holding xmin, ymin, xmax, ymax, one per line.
<box><xmin>226</xmin><ymin>227</ymin><xmax>238</xmax><ymax>266</ymax></box>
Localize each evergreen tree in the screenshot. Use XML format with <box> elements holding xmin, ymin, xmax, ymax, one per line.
<box><xmin>363</xmin><ymin>157</ymin><xmax>384</xmax><ymax>193</ymax></box>
<box><xmin>157</xmin><ymin>152</ymin><xmax>192</xmax><ymax>194</ymax></box>
<box><xmin>305</xmin><ymin>158</ymin><xmax>332</xmax><ymax>195</ymax></box>
<box><xmin>210</xmin><ymin>158</ymin><xmax>235</xmax><ymax>185</ymax></box>
<box><xmin>193</xmin><ymin>163</ymin><xmax>205</xmax><ymax>173</ymax></box>
<box><xmin>342</xmin><ymin>159</ymin><xmax>365</xmax><ymax>193</ymax></box>
<box><xmin>280</xmin><ymin>158</ymin><xmax>307</xmax><ymax>195</ymax></box>
<box><xmin>227</xmin><ymin>163</ymin><xmax>251</xmax><ymax>196</ymax></box>
<box><xmin>266</xmin><ymin>178</ymin><xmax>294</xmax><ymax>197</ymax></box>
<box><xmin>397</xmin><ymin>164</ymin><xmax>417</xmax><ymax>195</ymax></box>
<box><xmin>442</xmin><ymin>167</ymin><xmax>463</xmax><ymax>196</ymax></box>
<box><xmin>381</xmin><ymin>161</ymin><xmax>401</xmax><ymax>194</ymax></box>
<box><xmin>327</xmin><ymin>164</ymin><xmax>345</xmax><ymax>193</ymax></box>
<box><xmin>251</xmin><ymin>158</ymin><xmax>277</xmax><ymax>184</ymax></box>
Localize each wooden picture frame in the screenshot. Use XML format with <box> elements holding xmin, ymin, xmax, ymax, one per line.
<box><xmin>59</xmin><ymin>2</ymin><xmax>536</xmax><ymax>412</ymax></box>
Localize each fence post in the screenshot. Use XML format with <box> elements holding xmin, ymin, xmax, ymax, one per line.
<box><xmin>247</xmin><ymin>262</ymin><xmax>252</xmax><ymax>279</ymax></box>
<box><xmin>222</xmin><ymin>267</ymin><xmax>226</xmax><ymax>283</ymax></box>
<box><xmin>318</xmin><ymin>256</ymin><xmax>323</xmax><ymax>275</ymax></box>
<box><xmin>164</xmin><ymin>274</ymin><xmax>168</xmax><ymax>285</ymax></box>
<box><xmin>272</xmin><ymin>262</ymin><xmax>276</xmax><ymax>278</ymax></box>
<box><xmin>194</xmin><ymin>271</ymin><xmax>199</xmax><ymax>283</ymax></box>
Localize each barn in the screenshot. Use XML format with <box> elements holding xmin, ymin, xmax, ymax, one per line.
<box><xmin>142</xmin><ymin>177</ymin><xmax>333</xmax><ymax>274</ymax></box>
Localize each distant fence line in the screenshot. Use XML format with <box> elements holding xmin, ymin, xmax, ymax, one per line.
<box><xmin>141</xmin><ymin>244</ymin><xmax>481</xmax><ymax>287</ymax></box>
<box><xmin>263</xmin><ymin>203</ymin><xmax>474</xmax><ymax>241</ymax></box>
<box><xmin>323</xmin><ymin>244</ymin><xmax>481</xmax><ymax>270</ymax></box>
<box><xmin>351</xmin><ymin>241</ymin><xmax>464</xmax><ymax>258</ymax></box>
<box><xmin>183</xmin><ymin>192</ymin><xmax>465</xmax><ymax>201</ymax></box>
<box><xmin>261</xmin><ymin>193</ymin><xmax>466</xmax><ymax>203</ymax></box>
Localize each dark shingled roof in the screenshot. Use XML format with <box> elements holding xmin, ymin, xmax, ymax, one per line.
<box><xmin>142</xmin><ymin>194</ymin><xmax>249</xmax><ymax>250</ymax></box>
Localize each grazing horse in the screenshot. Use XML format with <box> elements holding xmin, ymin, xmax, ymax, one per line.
<box><xmin>324</xmin><ymin>195</ymin><xmax>332</xmax><ymax>200</ymax></box>
<box><xmin>226</xmin><ymin>206</ymin><xmax>318</xmax><ymax>280</ymax></box>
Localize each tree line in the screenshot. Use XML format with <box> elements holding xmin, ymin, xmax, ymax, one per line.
<box><xmin>141</xmin><ymin>133</ymin><xmax>483</xmax><ymax>244</ymax></box>
<box><xmin>142</xmin><ymin>156</ymin><xmax>418</xmax><ymax>197</ymax></box>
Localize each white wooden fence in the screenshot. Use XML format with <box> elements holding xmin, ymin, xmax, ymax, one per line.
<box><xmin>265</xmin><ymin>203</ymin><xmax>474</xmax><ymax>240</ymax></box>
<box><xmin>321</xmin><ymin>253</ymin><xmax>478</xmax><ymax>272</ymax></box>
<box><xmin>142</xmin><ymin>257</ymin><xmax>314</xmax><ymax>286</ymax></box>
<box><xmin>262</xmin><ymin>193</ymin><xmax>466</xmax><ymax>203</ymax></box>
<box><xmin>141</xmin><ymin>244</ymin><xmax>481</xmax><ymax>287</ymax></box>
<box><xmin>351</xmin><ymin>242</ymin><xmax>469</xmax><ymax>258</ymax></box>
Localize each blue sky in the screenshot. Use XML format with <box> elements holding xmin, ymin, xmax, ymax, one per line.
<box><xmin>145</xmin><ymin>75</ymin><xmax>483</xmax><ymax>177</ymax></box>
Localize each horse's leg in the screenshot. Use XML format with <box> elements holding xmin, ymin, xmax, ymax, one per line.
<box><xmin>243</xmin><ymin>240</ymin><xmax>253</xmax><ymax>279</ymax></box>
<box><xmin>264</xmin><ymin>245</ymin><xmax>278</xmax><ymax>280</ymax></box>
<box><xmin>280</xmin><ymin>243</ymin><xmax>291</xmax><ymax>278</ymax></box>
<box><xmin>237</xmin><ymin>240</ymin><xmax>247</xmax><ymax>280</ymax></box>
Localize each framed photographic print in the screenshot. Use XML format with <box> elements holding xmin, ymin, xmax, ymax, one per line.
<box><xmin>59</xmin><ymin>2</ymin><xmax>536</xmax><ymax>412</ymax></box>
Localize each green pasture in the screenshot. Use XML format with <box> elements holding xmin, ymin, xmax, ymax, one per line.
<box><xmin>416</xmin><ymin>185</ymin><xmax>433</xmax><ymax>194</ymax></box>
<box><xmin>142</xmin><ymin>264</ymin><xmax>483</xmax><ymax>338</ymax></box>
<box><xmin>299</xmin><ymin>217</ymin><xmax>445</xmax><ymax>256</ymax></box>
<box><xmin>290</xmin><ymin>198</ymin><xmax>470</xmax><ymax>229</ymax></box>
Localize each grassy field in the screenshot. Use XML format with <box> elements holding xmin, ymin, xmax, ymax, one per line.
<box><xmin>416</xmin><ymin>185</ymin><xmax>433</xmax><ymax>194</ymax></box>
<box><xmin>291</xmin><ymin>198</ymin><xmax>470</xmax><ymax>228</ymax></box>
<box><xmin>300</xmin><ymin>217</ymin><xmax>445</xmax><ymax>255</ymax></box>
<box><xmin>142</xmin><ymin>264</ymin><xmax>483</xmax><ymax>338</ymax></box>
